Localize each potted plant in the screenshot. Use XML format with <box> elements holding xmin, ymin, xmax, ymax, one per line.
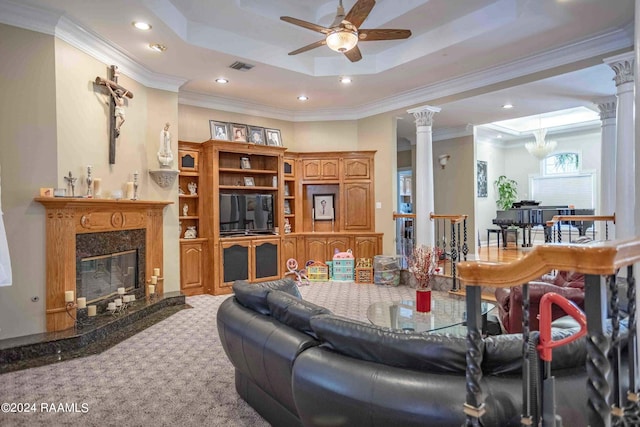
<box><xmin>494</xmin><ymin>175</ymin><xmax>518</xmax><ymax>210</ymax></box>
<box><xmin>407</xmin><ymin>245</ymin><xmax>443</xmax><ymax>312</ymax></box>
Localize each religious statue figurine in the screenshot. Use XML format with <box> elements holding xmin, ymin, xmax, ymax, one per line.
<box><xmin>183</xmin><ymin>203</ymin><xmax>188</xmax><ymax>216</ymax></box>
<box><xmin>284</xmin><ymin>218</ymin><xmax>292</xmax><ymax>234</ymax></box>
<box><xmin>64</xmin><ymin>171</ymin><xmax>77</xmax><ymax>197</ymax></box>
<box><xmin>157</xmin><ymin>122</ymin><xmax>174</xmax><ymax>168</ymax></box>
<box><xmin>184</xmin><ymin>226</ymin><xmax>197</xmax><ymax>239</ymax></box>
<box><xmin>188</xmin><ymin>182</ymin><xmax>197</xmax><ymax>195</ymax></box>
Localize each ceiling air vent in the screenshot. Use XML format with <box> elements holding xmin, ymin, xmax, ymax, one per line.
<box><xmin>229</xmin><ymin>61</ymin><xmax>254</xmax><ymax>71</ymax></box>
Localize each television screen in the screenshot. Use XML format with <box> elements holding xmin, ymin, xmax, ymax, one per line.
<box><xmin>219</xmin><ymin>194</ymin><xmax>274</xmax><ymax>235</ymax></box>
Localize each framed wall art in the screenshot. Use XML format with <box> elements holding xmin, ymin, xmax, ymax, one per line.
<box><xmin>313</xmin><ymin>194</ymin><xmax>335</xmax><ymax>221</ymax></box>
<box><xmin>265</xmin><ymin>128</ymin><xmax>282</xmax><ymax>146</ymax></box>
<box><xmin>231</xmin><ymin>123</ymin><xmax>248</xmax><ymax>142</ymax></box>
<box><xmin>477</xmin><ymin>160</ymin><xmax>488</xmax><ymax>197</ymax></box>
<box><xmin>248</xmin><ymin>126</ymin><xmax>265</xmax><ymax>145</ymax></box>
<box><xmin>210</xmin><ymin>121</ymin><xmax>229</xmax><ymax>141</ymax></box>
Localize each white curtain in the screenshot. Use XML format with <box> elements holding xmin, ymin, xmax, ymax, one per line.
<box><xmin>0</xmin><ymin>166</ymin><xmax>12</xmax><ymax>286</ymax></box>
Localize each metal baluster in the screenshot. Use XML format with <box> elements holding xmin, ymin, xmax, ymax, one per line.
<box><xmin>463</xmin><ymin>285</ymin><xmax>485</xmax><ymax>426</ymax></box>
<box><xmin>584</xmin><ymin>273</ymin><xmax>612</xmax><ymax>427</ymax></box>
<box><xmin>557</xmin><ymin>222</ymin><xmax>562</xmax><ymax>243</ymax></box>
<box><xmin>608</xmin><ymin>274</ymin><xmax>625</xmax><ymax>426</ymax></box>
<box><xmin>521</xmin><ymin>282</ymin><xmax>534</xmax><ymax>426</ymax></box>
<box><xmin>606</xmin><ymin>222</ymin><xmax>609</xmax><ymax>240</ymax></box>
<box><xmin>624</xmin><ymin>264</ymin><xmax>640</xmax><ymax>422</ymax></box>
<box><xmin>463</xmin><ymin>218</ymin><xmax>469</xmax><ymax>261</ymax></box>
<box><xmin>450</xmin><ymin>221</ymin><xmax>458</xmax><ymax>292</ymax></box>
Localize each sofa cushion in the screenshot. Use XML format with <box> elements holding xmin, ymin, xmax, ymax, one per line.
<box><xmin>267</xmin><ymin>291</ymin><xmax>332</xmax><ymax>339</ymax></box>
<box><xmin>310</xmin><ymin>314</ymin><xmax>471</xmax><ymax>374</ymax></box>
<box><xmin>232</xmin><ymin>278</ymin><xmax>301</xmax><ymax>315</ymax></box>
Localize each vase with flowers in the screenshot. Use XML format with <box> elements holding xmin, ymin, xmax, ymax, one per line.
<box><xmin>407</xmin><ymin>245</ymin><xmax>443</xmax><ymax>312</ymax></box>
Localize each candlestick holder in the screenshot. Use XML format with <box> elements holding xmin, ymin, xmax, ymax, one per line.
<box><xmin>86</xmin><ymin>165</ymin><xmax>93</xmax><ymax>197</ymax></box>
<box><xmin>133</xmin><ymin>171</ymin><xmax>139</xmax><ymax>200</ymax></box>
<box><xmin>65</xmin><ymin>302</ymin><xmax>88</xmax><ymax>328</ymax></box>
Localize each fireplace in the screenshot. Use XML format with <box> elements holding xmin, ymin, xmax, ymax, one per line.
<box><xmin>76</xmin><ymin>229</ymin><xmax>145</xmax><ymax>304</ymax></box>
<box><xmin>35</xmin><ymin>198</ymin><xmax>171</xmax><ymax>332</ymax></box>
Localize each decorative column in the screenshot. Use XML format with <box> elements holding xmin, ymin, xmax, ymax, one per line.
<box><xmin>605</xmin><ymin>52</ymin><xmax>635</xmax><ymax>239</ymax></box>
<box><xmin>407</xmin><ymin>104</ymin><xmax>441</xmax><ymax>247</ymax></box>
<box><xmin>596</xmin><ymin>97</ymin><xmax>617</xmax><ymax>238</ymax></box>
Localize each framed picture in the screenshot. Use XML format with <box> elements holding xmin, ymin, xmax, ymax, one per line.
<box><xmin>265</xmin><ymin>128</ymin><xmax>282</xmax><ymax>146</ymax></box>
<box><xmin>284</xmin><ymin>200</ymin><xmax>291</xmax><ymax>215</ymax></box>
<box><xmin>284</xmin><ymin>183</ymin><xmax>290</xmax><ymax>196</ymax></box>
<box><xmin>248</xmin><ymin>126</ymin><xmax>265</xmax><ymax>145</ymax></box>
<box><xmin>477</xmin><ymin>160</ymin><xmax>488</xmax><ymax>197</ymax></box>
<box><xmin>313</xmin><ymin>194</ymin><xmax>335</xmax><ymax>221</ymax></box>
<box><xmin>240</xmin><ymin>157</ymin><xmax>251</xmax><ymax>170</ymax></box>
<box><xmin>231</xmin><ymin>123</ymin><xmax>248</xmax><ymax>142</ymax></box>
<box><xmin>244</xmin><ymin>177</ymin><xmax>255</xmax><ymax>186</ymax></box>
<box><xmin>210</xmin><ymin>121</ymin><xmax>229</xmax><ymax>141</ymax></box>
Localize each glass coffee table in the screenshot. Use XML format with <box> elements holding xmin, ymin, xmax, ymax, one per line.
<box><xmin>367</xmin><ymin>294</ymin><xmax>495</xmax><ymax>335</ymax></box>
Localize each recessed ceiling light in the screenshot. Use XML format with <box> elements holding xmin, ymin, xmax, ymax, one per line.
<box><xmin>215</xmin><ymin>78</ymin><xmax>229</xmax><ymax>84</ymax></box>
<box><xmin>497</xmin><ymin>134</ymin><xmax>503</xmax><ymax>139</ymax></box>
<box><xmin>132</xmin><ymin>21</ymin><xmax>152</xmax><ymax>31</ymax></box>
<box><xmin>149</xmin><ymin>43</ymin><xmax>167</xmax><ymax>52</ymax></box>
<box><xmin>340</xmin><ymin>77</ymin><xmax>352</xmax><ymax>84</ymax></box>
<box><xmin>502</xmin><ymin>103</ymin><xmax>514</xmax><ymax>109</ymax></box>
<box><xmin>297</xmin><ymin>95</ymin><xmax>308</xmax><ymax>101</ymax></box>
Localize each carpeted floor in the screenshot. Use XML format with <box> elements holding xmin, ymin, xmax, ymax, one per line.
<box><xmin>0</xmin><ymin>282</ymin><xmax>416</xmax><ymax>427</ymax></box>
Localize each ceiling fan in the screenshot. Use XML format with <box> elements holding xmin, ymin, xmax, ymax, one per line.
<box><xmin>280</xmin><ymin>0</ymin><xmax>411</xmax><ymax>62</ymax></box>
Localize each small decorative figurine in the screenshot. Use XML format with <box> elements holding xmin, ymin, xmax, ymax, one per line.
<box><xmin>183</xmin><ymin>203</ymin><xmax>188</xmax><ymax>216</ymax></box>
<box><xmin>184</xmin><ymin>226</ymin><xmax>197</xmax><ymax>239</ymax></box>
<box><xmin>64</xmin><ymin>171</ymin><xmax>77</xmax><ymax>197</ymax></box>
<box><xmin>178</xmin><ymin>186</ymin><xmax>185</xmax><ymax>195</ymax></box>
<box><xmin>188</xmin><ymin>182</ymin><xmax>197</xmax><ymax>195</ymax></box>
<box><xmin>86</xmin><ymin>165</ymin><xmax>93</xmax><ymax>197</ymax></box>
<box><xmin>284</xmin><ymin>218</ymin><xmax>292</xmax><ymax>234</ymax></box>
<box><xmin>157</xmin><ymin>122</ymin><xmax>174</xmax><ymax>168</ymax></box>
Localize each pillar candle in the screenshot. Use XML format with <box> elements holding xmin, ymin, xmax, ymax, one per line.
<box><xmin>123</xmin><ymin>295</ymin><xmax>130</xmax><ymax>303</ymax></box>
<box><xmin>117</xmin><ymin>287</ymin><xmax>125</xmax><ymax>295</ymax></box>
<box><xmin>114</xmin><ymin>298</ymin><xmax>122</xmax><ymax>307</ymax></box>
<box><xmin>151</xmin><ymin>275</ymin><xmax>158</xmax><ymax>284</ymax></box>
<box><xmin>107</xmin><ymin>302</ymin><xmax>116</xmax><ymax>311</ymax></box>
<box><xmin>130</xmin><ymin>295</ymin><xmax>135</xmax><ymax>301</ymax></box>
<box><xmin>76</xmin><ymin>297</ymin><xmax>86</xmax><ymax>309</ymax></box>
<box><xmin>149</xmin><ymin>284</ymin><xmax>156</xmax><ymax>294</ymax></box>
<box><xmin>65</xmin><ymin>291</ymin><xmax>74</xmax><ymax>303</ymax></box>
<box><xmin>87</xmin><ymin>305</ymin><xmax>97</xmax><ymax>316</ymax></box>
<box><xmin>126</xmin><ymin>182</ymin><xmax>134</xmax><ymax>199</ymax></box>
<box><xmin>93</xmin><ymin>178</ymin><xmax>102</xmax><ymax>197</ymax></box>
<box><xmin>153</xmin><ymin>268</ymin><xmax>160</xmax><ymax>277</ymax></box>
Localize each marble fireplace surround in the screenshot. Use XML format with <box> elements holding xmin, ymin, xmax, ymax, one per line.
<box><xmin>35</xmin><ymin>198</ymin><xmax>172</xmax><ymax>332</ymax></box>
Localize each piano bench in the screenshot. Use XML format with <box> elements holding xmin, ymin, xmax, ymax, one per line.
<box><xmin>487</xmin><ymin>228</ymin><xmax>502</xmax><ymax>247</ymax></box>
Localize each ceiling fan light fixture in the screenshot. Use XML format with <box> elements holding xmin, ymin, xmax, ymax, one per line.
<box><xmin>149</xmin><ymin>43</ymin><xmax>167</xmax><ymax>52</ymax></box>
<box><xmin>340</xmin><ymin>76</ymin><xmax>352</xmax><ymax>84</ymax></box>
<box><xmin>326</xmin><ymin>28</ymin><xmax>358</xmax><ymax>53</ymax></box>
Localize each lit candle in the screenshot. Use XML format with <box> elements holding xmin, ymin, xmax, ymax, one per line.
<box><xmin>151</xmin><ymin>275</ymin><xmax>158</xmax><ymax>285</ymax></box>
<box><xmin>93</xmin><ymin>178</ymin><xmax>102</xmax><ymax>197</ymax></box>
<box><xmin>87</xmin><ymin>305</ymin><xmax>97</xmax><ymax>316</ymax></box>
<box><xmin>126</xmin><ymin>181</ymin><xmax>134</xmax><ymax>199</ymax></box>
<box><xmin>114</xmin><ymin>298</ymin><xmax>122</xmax><ymax>307</ymax></box>
<box><xmin>123</xmin><ymin>295</ymin><xmax>130</xmax><ymax>303</ymax></box>
<box><xmin>65</xmin><ymin>291</ymin><xmax>74</xmax><ymax>303</ymax></box>
<box><xmin>117</xmin><ymin>287</ymin><xmax>125</xmax><ymax>295</ymax></box>
<box><xmin>149</xmin><ymin>284</ymin><xmax>155</xmax><ymax>294</ymax></box>
<box><xmin>107</xmin><ymin>302</ymin><xmax>116</xmax><ymax>311</ymax></box>
<box><xmin>76</xmin><ymin>297</ymin><xmax>86</xmax><ymax>309</ymax></box>
<box><xmin>153</xmin><ymin>268</ymin><xmax>160</xmax><ymax>277</ymax></box>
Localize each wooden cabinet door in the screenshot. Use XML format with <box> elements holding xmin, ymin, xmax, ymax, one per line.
<box><xmin>320</xmin><ymin>159</ymin><xmax>339</xmax><ymax>180</ymax></box>
<box><xmin>253</xmin><ymin>238</ymin><xmax>280</xmax><ymax>281</ymax></box>
<box><xmin>305</xmin><ymin>236</ymin><xmax>327</xmax><ymax>264</ymax></box>
<box><xmin>343</xmin><ymin>158</ymin><xmax>370</xmax><ymax>180</ymax></box>
<box><xmin>302</xmin><ymin>160</ymin><xmax>322</xmax><ymax>180</ymax></box>
<box><xmin>354</xmin><ymin>236</ymin><xmax>379</xmax><ymax>260</ymax></box>
<box><xmin>220</xmin><ymin>240</ymin><xmax>251</xmax><ymax>289</ymax></box>
<box><xmin>282</xmin><ymin>236</ymin><xmax>299</xmax><ymax>272</ymax></box>
<box><xmin>344</xmin><ymin>182</ymin><xmax>372</xmax><ymax>230</ymax></box>
<box><xmin>180</xmin><ymin>241</ymin><xmax>204</xmax><ymax>296</ymax></box>
<box><xmin>327</xmin><ymin>236</ymin><xmax>350</xmax><ymax>259</ymax></box>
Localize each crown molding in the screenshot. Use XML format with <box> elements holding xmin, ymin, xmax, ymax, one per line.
<box><xmin>1</xmin><ymin>0</ymin><xmax>633</xmax><ymax>120</ymax></box>
<box><xmin>433</xmin><ymin>124</ymin><xmax>473</xmax><ymax>142</ymax></box>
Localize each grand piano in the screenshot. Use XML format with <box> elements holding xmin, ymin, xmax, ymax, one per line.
<box><xmin>492</xmin><ymin>201</ymin><xmax>595</xmax><ymax>246</ymax></box>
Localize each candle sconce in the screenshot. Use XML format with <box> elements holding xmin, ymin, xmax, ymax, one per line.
<box><xmin>65</xmin><ymin>301</ymin><xmax>89</xmax><ymax>328</ymax></box>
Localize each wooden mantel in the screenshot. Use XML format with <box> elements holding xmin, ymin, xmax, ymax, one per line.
<box><xmin>35</xmin><ymin>198</ymin><xmax>172</xmax><ymax>332</ymax></box>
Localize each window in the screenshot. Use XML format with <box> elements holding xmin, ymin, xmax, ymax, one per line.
<box><xmin>543</xmin><ymin>152</ymin><xmax>579</xmax><ymax>175</ymax></box>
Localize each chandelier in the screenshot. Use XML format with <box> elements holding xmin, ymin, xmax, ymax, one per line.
<box><xmin>525</xmin><ymin>128</ymin><xmax>557</xmax><ymax>159</ymax></box>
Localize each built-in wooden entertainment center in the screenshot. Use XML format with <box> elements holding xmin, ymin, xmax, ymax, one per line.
<box><xmin>178</xmin><ymin>139</ymin><xmax>382</xmax><ymax>295</ymax></box>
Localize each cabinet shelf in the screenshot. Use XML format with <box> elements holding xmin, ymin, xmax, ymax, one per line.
<box><xmin>179</xmin><ymin>194</ymin><xmax>199</xmax><ymax>198</ymax></box>
<box><xmin>219</xmin><ymin>185</ymin><xmax>277</xmax><ymax>191</ymax></box>
<box><xmin>219</xmin><ymin>167</ymin><xmax>277</xmax><ymax>175</ymax></box>
<box><xmin>179</xmin><ymin>215</ymin><xmax>199</xmax><ymax>220</ymax></box>
<box><xmin>180</xmin><ymin>171</ymin><xmax>199</xmax><ymax>177</ymax></box>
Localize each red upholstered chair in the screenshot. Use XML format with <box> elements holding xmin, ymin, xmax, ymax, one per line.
<box><xmin>494</xmin><ymin>271</ymin><xmax>585</xmax><ymax>334</ymax></box>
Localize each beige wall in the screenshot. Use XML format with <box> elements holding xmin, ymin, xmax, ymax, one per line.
<box><xmin>0</xmin><ymin>24</ymin><xmax>58</xmax><ymax>338</ymax></box>
<box><xmin>433</xmin><ymin>135</ymin><xmax>476</xmax><ymax>252</ymax></box>
<box><xmin>292</xmin><ymin>121</ymin><xmax>358</xmax><ymax>152</ymax></box>
<box><xmin>0</xmin><ymin>25</ymin><xmax>179</xmax><ymax>339</ymax></box>
<box><xmin>397</xmin><ymin>149</ymin><xmax>412</xmax><ymax>169</ymax></box>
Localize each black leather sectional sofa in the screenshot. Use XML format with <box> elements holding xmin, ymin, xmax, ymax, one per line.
<box><xmin>216</xmin><ymin>279</ymin><xmax>617</xmax><ymax>426</ymax></box>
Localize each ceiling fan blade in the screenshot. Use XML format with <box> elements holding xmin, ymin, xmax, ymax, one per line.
<box><xmin>344</xmin><ymin>45</ymin><xmax>362</xmax><ymax>62</ymax></box>
<box><xmin>358</xmin><ymin>29</ymin><xmax>412</xmax><ymax>41</ymax></box>
<box><xmin>288</xmin><ymin>39</ymin><xmax>327</xmax><ymax>56</ymax></box>
<box><xmin>280</xmin><ymin>16</ymin><xmax>330</xmax><ymax>34</ymax></box>
<box><xmin>345</xmin><ymin>0</ymin><xmax>376</xmax><ymax>28</ymax></box>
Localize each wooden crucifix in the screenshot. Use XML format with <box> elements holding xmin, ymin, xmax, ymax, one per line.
<box><xmin>95</xmin><ymin>65</ymin><xmax>134</xmax><ymax>164</ymax></box>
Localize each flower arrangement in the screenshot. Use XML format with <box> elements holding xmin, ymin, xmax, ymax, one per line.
<box><xmin>407</xmin><ymin>245</ymin><xmax>443</xmax><ymax>290</ymax></box>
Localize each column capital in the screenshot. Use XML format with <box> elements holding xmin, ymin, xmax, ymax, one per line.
<box><xmin>604</xmin><ymin>52</ymin><xmax>635</xmax><ymax>86</ymax></box>
<box><xmin>594</xmin><ymin>96</ymin><xmax>617</xmax><ymax>120</ymax></box>
<box><xmin>407</xmin><ymin>104</ymin><xmax>441</xmax><ymax>127</ymax></box>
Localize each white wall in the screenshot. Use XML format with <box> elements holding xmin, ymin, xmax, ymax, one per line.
<box><xmin>475</xmin><ymin>139</ymin><xmax>506</xmax><ymax>245</ymax></box>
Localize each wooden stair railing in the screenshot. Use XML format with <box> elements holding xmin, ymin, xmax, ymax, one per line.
<box><xmin>546</xmin><ymin>214</ymin><xmax>615</xmax><ymax>243</ymax></box>
<box><xmin>458</xmin><ymin>238</ymin><xmax>640</xmax><ymax>427</ymax></box>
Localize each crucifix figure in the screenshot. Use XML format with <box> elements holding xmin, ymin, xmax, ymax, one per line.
<box><xmin>95</xmin><ymin>65</ymin><xmax>134</xmax><ymax>164</ymax></box>
<box><xmin>64</xmin><ymin>171</ymin><xmax>77</xmax><ymax>197</ymax></box>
